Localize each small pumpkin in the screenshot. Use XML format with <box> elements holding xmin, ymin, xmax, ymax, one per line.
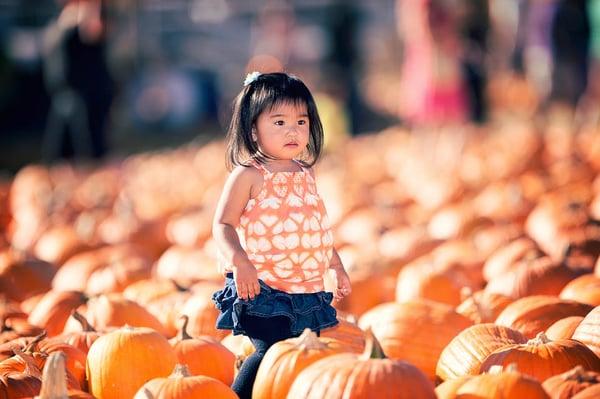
<box><xmin>545</xmin><ymin>316</ymin><xmax>584</xmax><ymax>341</ymax></box>
<box><xmin>133</xmin><ymin>364</ymin><xmax>237</xmax><ymax>399</ymax></box>
<box><xmin>169</xmin><ymin>316</ymin><xmax>235</xmax><ymax>385</ymax></box>
<box><xmin>27</xmin><ymin>291</ymin><xmax>87</xmax><ymax>337</ymax></box>
<box><xmin>542</xmin><ymin>366</ymin><xmax>600</xmax><ymax>399</ymax></box>
<box><xmin>448</xmin><ymin>364</ymin><xmax>550</xmax><ymax>398</ymax></box>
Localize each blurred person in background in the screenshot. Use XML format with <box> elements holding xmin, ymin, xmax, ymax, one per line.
<box><xmin>396</xmin><ymin>0</ymin><xmax>469</xmax><ymax>126</ymax></box>
<box><xmin>41</xmin><ymin>0</ymin><xmax>114</xmax><ymax>162</ymax></box>
<box><xmin>549</xmin><ymin>0</ymin><xmax>590</xmax><ymax>109</ymax></box>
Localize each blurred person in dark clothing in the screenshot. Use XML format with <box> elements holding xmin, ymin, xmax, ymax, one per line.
<box><xmin>41</xmin><ymin>0</ymin><xmax>114</xmax><ymax>162</ymax></box>
<box><xmin>550</xmin><ymin>0</ymin><xmax>590</xmax><ymax>108</ymax></box>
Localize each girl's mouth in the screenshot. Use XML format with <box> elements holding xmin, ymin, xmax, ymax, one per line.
<box><xmin>284</xmin><ymin>142</ymin><xmax>298</xmax><ymax>147</ymax></box>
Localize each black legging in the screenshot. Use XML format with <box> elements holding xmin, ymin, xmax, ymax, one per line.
<box><xmin>232</xmin><ymin>313</ymin><xmax>296</xmax><ymax>399</ymax></box>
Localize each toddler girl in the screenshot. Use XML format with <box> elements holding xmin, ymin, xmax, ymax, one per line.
<box><xmin>211</xmin><ymin>71</ymin><xmax>351</xmax><ymax>399</ymax></box>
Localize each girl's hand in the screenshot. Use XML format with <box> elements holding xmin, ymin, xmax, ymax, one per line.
<box><xmin>233</xmin><ymin>261</ymin><xmax>261</xmax><ymax>301</ymax></box>
<box><xmin>330</xmin><ymin>264</ymin><xmax>351</xmax><ymax>301</ymax></box>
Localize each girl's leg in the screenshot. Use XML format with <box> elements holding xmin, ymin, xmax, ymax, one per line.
<box><xmin>231</xmin><ymin>314</ymin><xmax>293</xmax><ymax>399</ymax></box>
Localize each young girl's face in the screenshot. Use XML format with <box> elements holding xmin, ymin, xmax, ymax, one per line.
<box><xmin>253</xmin><ymin>101</ymin><xmax>310</xmax><ymax>161</ymax></box>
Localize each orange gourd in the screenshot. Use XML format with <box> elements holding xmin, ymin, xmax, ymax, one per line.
<box><xmin>86</xmin><ymin>326</ymin><xmax>177</xmax><ymax>399</ymax></box>
<box><xmin>480</xmin><ymin>332</ymin><xmax>600</xmax><ymax>381</ymax></box>
<box><xmin>169</xmin><ymin>316</ymin><xmax>235</xmax><ymax>385</ymax></box>
<box><xmin>133</xmin><ymin>364</ymin><xmax>237</xmax><ymax>399</ymax></box>
<box><xmin>287</xmin><ymin>330</ymin><xmax>436</xmax><ymax>399</ymax></box>
<box><xmin>436</xmin><ymin>323</ymin><xmax>527</xmax><ymax>382</ymax></box>
<box><xmin>252</xmin><ymin>328</ymin><xmax>349</xmax><ymax>398</ymax></box>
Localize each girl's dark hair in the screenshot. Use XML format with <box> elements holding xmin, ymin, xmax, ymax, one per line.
<box><xmin>225</xmin><ymin>72</ymin><xmax>324</xmax><ymax>171</ymax></box>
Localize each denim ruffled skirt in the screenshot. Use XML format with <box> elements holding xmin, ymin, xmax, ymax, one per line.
<box><xmin>211</xmin><ymin>274</ymin><xmax>339</xmax><ymax>336</ymax></box>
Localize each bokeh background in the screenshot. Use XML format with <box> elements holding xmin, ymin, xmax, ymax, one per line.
<box><xmin>1</xmin><ymin>0</ymin><xmax>597</xmax><ymax>173</ymax></box>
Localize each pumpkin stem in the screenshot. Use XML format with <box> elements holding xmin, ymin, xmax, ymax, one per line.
<box><xmin>38</xmin><ymin>352</ymin><xmax>68</xmax><ymax>399</ymax></box>
<box><xmin>176</xmin><ymin>315</ymin><xmax>192</xmax><ymax>341</ymax></box>
<box><xmin>360</xmin><ymin>329</ymin><xmax>386</xmax><ymax>360</ymax></box>
<box><xmin>527</xmin><ymin>332</ymin><xmax>551</xmax><ymax>345</ymax></box>
<box><xmin>294</xmin><ymin>328</ymin><xmax>328</xmax><ymax>352</ymax></box>
<box><xmin>71</xmin><ymin>310</ymin><xmax>96</xmax><ymax>332</ymax></box>
<box><xmin>24</xmin><ymin>331</ymin><xmax>47</xmax><ymax>353</ymax></box>
<box><xmin>170</xmin><ymin>364</ymin><xmax>192</xmax><ymax>379</ymax></box>
<box><xmin>13</xmin><ymin>348</ymin><xmax>43</xmax><ymax>379</ymax></box>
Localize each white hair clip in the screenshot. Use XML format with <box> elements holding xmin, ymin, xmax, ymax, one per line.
<box><xmin>243</xmin><ymin>71</ymin><xmax>262</xmax><ymax>86</ymax></box>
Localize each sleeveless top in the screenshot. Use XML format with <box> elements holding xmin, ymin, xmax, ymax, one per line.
<box><xmin>221</xmin><ymin>159</ymin><xmax>334</xmax><ymax>293</ymax></box>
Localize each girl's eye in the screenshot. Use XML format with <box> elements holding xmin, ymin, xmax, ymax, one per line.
<box><xmin>298</xmin><ymin>120</ymin><xmax>307</xmax><ymax>125</ymax></box>
<box><xmin>275</xmin><ymin>120</ymin><xmax>284</xmax><ymax>126</ymax></box>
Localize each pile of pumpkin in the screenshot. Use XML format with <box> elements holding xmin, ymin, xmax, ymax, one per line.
<box><xmin>1</xmin><ymin>113</ymin><xmax>600</xmax><ymax>398</ymax></box>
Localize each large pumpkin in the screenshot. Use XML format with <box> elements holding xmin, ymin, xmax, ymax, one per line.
<box><xmin>436</xmin><ymin>323</ymin><xmax>527</xmax><ymax>381</ymax></box>
<box><xmin>358</xmin><ymin>300</ymin><xmax>473</xmax><ymax>381</ymax></box>
<box><xmin>572</xmin><ymin>305</ymin><xmax>600</xmax><ymax>357</ymax></box>
<box><xmin>133</xmin><ymin>364</ymin><xmax>237</xmax><ymax>399</ymax></box>
<box><xmin>287</xmin><ymin>331</ymin><xmax>436</xmax><ymax>398</ymax></box>
<box><xmin>495</xmin><ymin>295</ymin><xmax>593</xmax><ymax>339</ymax></box>
<box><xmin>480</xmin><ymin>332</ymin><xmax>600</xmax><ymax>381</ymax></box>
<box><xmin>86</xmin><ymin>326</ymin><xmax>176</xmax><ymax>399</ymax></box>
<box><xmin>252</xmin><ymin>328</ymin><xmax>349</xmax><ymax>398</ymax></box>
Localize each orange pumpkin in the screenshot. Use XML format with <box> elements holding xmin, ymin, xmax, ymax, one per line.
<box><xmin>253</xmin><ymin>328</ymin><xmax>349</xmax><ymax>398</ymax></box>
<box><xmin>287</xmin><ymin>330</ymin><xmax>436</xmax><ymax>399</ymax></box>
<box><xmin>27</xmin><ymin>290</ymin><xmax>87</xmax><ymax>337</ymax></box>
<box><xmin>480</xmin><ymin>333</ymin><xmax>600</xmax><ymax>381</ymax></box>
<box><xmin>436</xmin><ymin>323</ymin><xmax>527</xmax><ymax>382</ymax></box>
<box><xmin>320</xmin><ymin>318</ymin><xmax>366</xmax><ymax>353</ymax></box>
<box><xmin>86</xmin><ymin>326</ymin><xmax>177</xmax><ymax>399</ymax></box>
<box><xmin>572</xmin><ymin>305</ymin><xmax>600</xmax><ymax>357</ymax></box>
<box><xmin>47</xmin><ymin>312</ymin><xmax>102</xmax><ymax>354</ymax></box>
<box><xmin>444</xmin><ymin>364</ymin><xmax>550</xmax><ymax>398</ymax></box>
<box><xmin>542</xmin><ymin>366</ymin><xmax>600</xmax><ymax>399</ymax></box>
<box><xmin>358</xmin><ymin>300</ymin><xmax>473</xmax><ymax>381</ymax></box>
<box><xmin>169</xmin><ymin>316</ymin><xmax>235</xmax><ymax>385</ymax></box>
<box><xmin>560</xmin><ymin>274</ymin><xmax>600</xmax><ymax>306</ymax></box>
<box><xmin>545</xmin><ymin>316</ymin><xmax>584</xmax><ymax>341</ymax></box>
<box><xmin>133</xmin><ymin>364</ymin><xmax>238</xmax><ymax>399</ymax></box>
<box><xmin>485</xmin><ymin>257</ymin><xmax>583</xmax><ymax>299</ymax></box>
<box><xmin>64</xmin><ymin>294</ymin><xmax>169</xmax><ymax>336</ymax></box>
<box><xmin>483</xmin><ymin>237</ymin><xmax>542</xmax><ymax>282</ymax></box>
<box><xmin>495</xmin><ymin>295</ymin><xmax>593</xmax><ymax>339</ymax></box>
<box><xmin>455</xmin><ymin>289</ymin><xmax>513</xmax><ymax>323</ymax></box>
<box><xmin>0</xmin><ymin>250</ymin><xmax>56</xmax><ymax>302</ymax></box>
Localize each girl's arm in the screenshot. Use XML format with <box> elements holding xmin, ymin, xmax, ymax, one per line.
<box><xmin>329</xmin><ymin>248</ymin><xmax>351</xmax><ymax>300</ymax></box>
<box><xmin>212</xmin><ymin>165</ymin><xmax>262</xmax><ymax>300</ymax></box>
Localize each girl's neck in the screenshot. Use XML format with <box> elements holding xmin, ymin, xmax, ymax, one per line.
<box><xmin>262</xmin><ymin>158</ymin><xmax>302</xmax><ymax>173</ymax></box>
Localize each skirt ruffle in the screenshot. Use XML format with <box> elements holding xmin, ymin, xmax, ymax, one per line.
<box><xmin>211</xmin><ymin>275</ymin><xmax>338</xmax><ymax>336</ymax></box>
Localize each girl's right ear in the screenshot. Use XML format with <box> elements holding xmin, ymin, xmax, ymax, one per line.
<box><xmin>251</xmin><ymin>127</ymin><xmax>258</xmax><ymax>141</ymax></box>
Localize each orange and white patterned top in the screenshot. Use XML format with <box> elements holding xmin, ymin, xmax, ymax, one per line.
<box><xmin>223</xmin><ymin>159</ymin><xmax>334</xmax><ymax>293</ymax></box>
